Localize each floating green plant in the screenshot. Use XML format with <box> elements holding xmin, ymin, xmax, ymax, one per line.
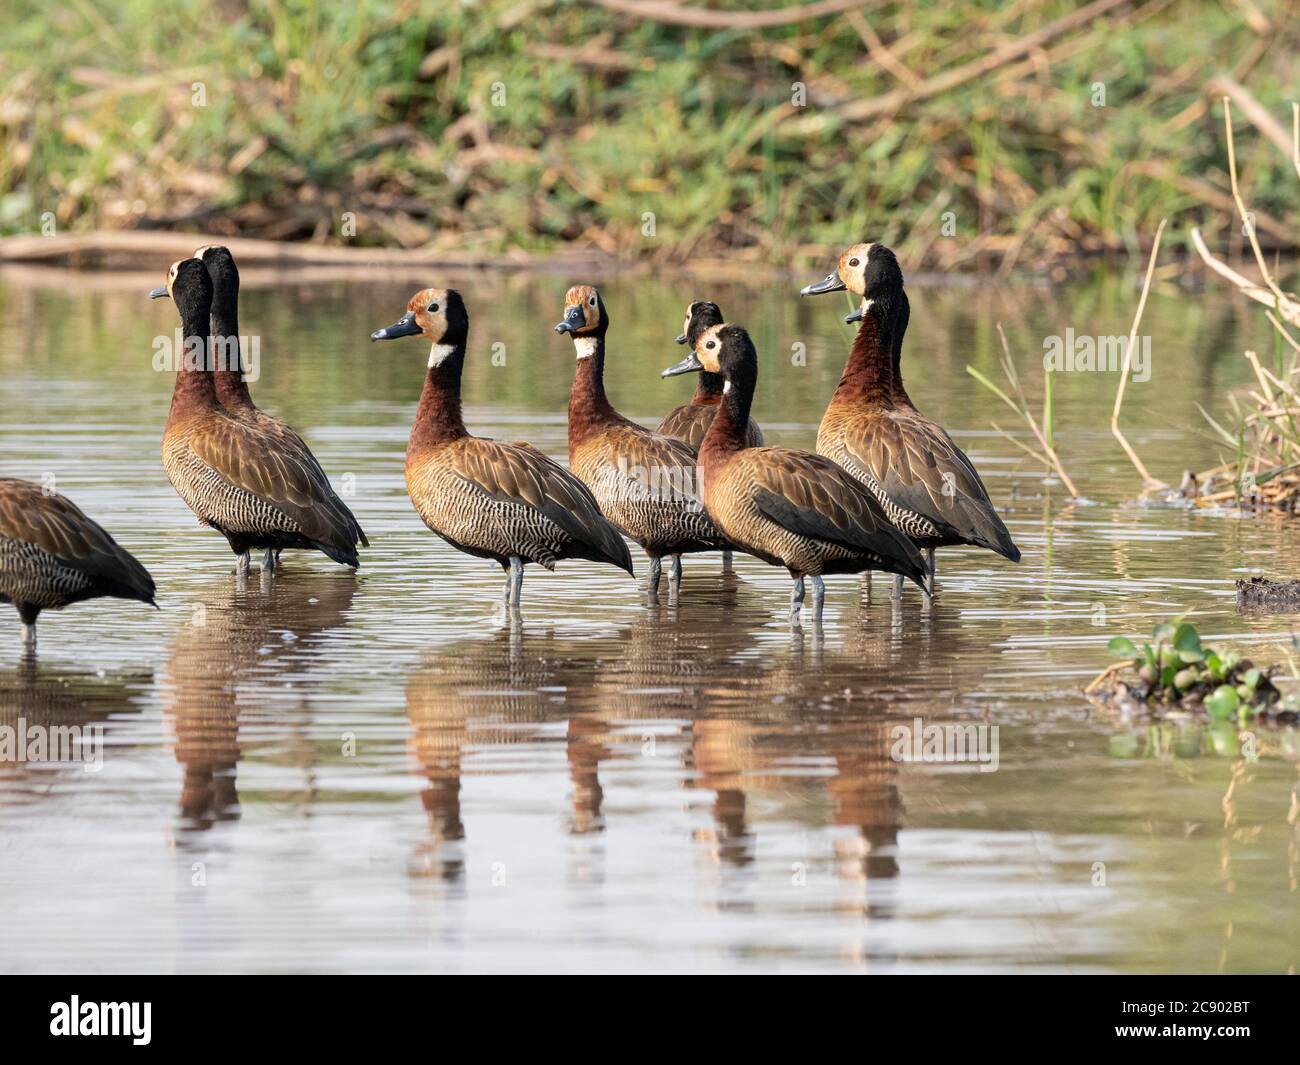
<box><xmin>1095</xmin><ymin>620</ymin><xmax>1296</xmax><ymax>726</ymax></box>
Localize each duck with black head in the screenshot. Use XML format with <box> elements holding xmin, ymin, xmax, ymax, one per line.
<box><xmin>372</xmin><ymin>288</ymin><xmax>633</xmax><ymax>609</ymax></box>
<box><xmin>152</xmin><ymin>258</ymin><xmax>365</xmax><ymax>574</ymax></box>
<box><xmin>193</xmin><ymin>245</ymin><xmax>367</xmax><ymax>571</ymax></box>
<box><xmin>801</xmin><ymin>242</ymin><xmax>1020</xmax><ymax>601</ymax></box>
<box><xmin>657</xmin><ymin>300</ymin><xmax>764</xmax><ymax>451</ymax></box>
<box><xmin>662</xmin><ymin>323</ymin><xmax>927</xmax><ymax>622</ymax></box>
<box><xmin>0</xmin><ymin>478</ymin><xmax>156</xmax><ymax>651</ymax></box>
<box><xmin>555</xmin><ymin>285</ymin><xmax>732</xmax><ymax>597</ymax></box>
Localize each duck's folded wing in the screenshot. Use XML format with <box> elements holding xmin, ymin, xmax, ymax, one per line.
<box><xmin>655</xmin><ymin>404</ymin><xmax>712</xmax><ymax>450</ymax></box>
<box><xmin>746</xmin><ymin>449</ymin><xmax>922</xmax><ymax>568</ymax></box>
<box><xmin>259</xmin><ymin>413</ymin><xmax>369</xmax><ymax>547</ymax></box>
<box><xmin>458</xmin><ymin>440</ymin><xmax>633</xmax><ymax>570</ymax></box>
<box><xmin>858</xmin><ymin>414</ymin><xmax>1019</xmax><ymax>559</ymax></box>
<box><xmin>187</xmin><ymin>420</ymin><xmax>360</xmax><ymax>550</ymax></box>
<box><xmin>0</xmin><ymin>480</ymin><xmax>155</xmax><ymax>600</ymax></box>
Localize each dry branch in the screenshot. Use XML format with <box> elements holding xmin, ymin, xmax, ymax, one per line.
<box><xmin>1111</xmin><ymin>218</ymin><xmax>1167</xmax><ymax>490</ymax></box>
<box><xmin>589</xmin><ymin>0</ymin><xmax>865</xmax><ymax>29</ymax></box>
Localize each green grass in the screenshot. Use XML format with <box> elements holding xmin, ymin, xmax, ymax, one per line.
<box><xmin>1</xmin><ymin>0</ymin><xmax>1297</xmax><ymax>268</ymax></box>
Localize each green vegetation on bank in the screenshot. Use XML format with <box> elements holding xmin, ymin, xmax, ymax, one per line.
<box><xmin>1</xmin><ymin>0</ymin><xmax>1297</xmax><ymax>268</ymax></box>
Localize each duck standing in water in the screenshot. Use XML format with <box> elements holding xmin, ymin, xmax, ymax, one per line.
<box><xmin>801</xmin><ymin>243</ymin><xmax>1020</xmax><ymax>599</ymax></box>
<box><xmin>193</xmin><ymin>245</ymin><xmax>367</xmax><ymax>570</ymax></box>
<box><xmin>0</xmin><ymin>478</ymin><xmax>156</xmax><ymax>649</ymax></box>
<box><xmin>372</xmin><ymin>288</ymin><xmax>633</xmax><ymax>608</ymax></box>
<box><xmin>662</xmin><ymin>323</ymin><xmax>927</xmax><ymax>621</ymax></box>
<box><xmin>555</xmin><ymin>285</ymin><xmax>731</xmax><ymax>596</ymax></box>
<box><xmin>657</xmin><ymin>300</ymin><xmax>763</xmax><ymax>572</ymax></box>
<box><xmin>657</xmin><ymin>301</ymin><xmax>764</xmax><ymax>450</ymax></box>
<box><xmin>153</xmin><ymin>259</ymin><xmax>364</xmax><ymax>574</ymax></box>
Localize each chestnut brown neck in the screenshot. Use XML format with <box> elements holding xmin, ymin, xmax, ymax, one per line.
<box><xmin>567</xmin><ymin>334</ymin><xmax>620</xmax><ymax>457</ymax></box>
<box><xmin>409</xmin><ymin>343</ymin><xmax>469</xmax><ymax>454</ymax></box>
<box><xmin>167</xmin><ymin>306</ymin><xmax>220</xmax><ymax>429</ymax></box>
<box><xmin>831</xmin><ymin>294</ymin><xmax>898</xmax><ymax>410</ymax></box>
<box><xmin>692</xmin><ymin>374</ymin><xmax>725</xmax><ymax>403</ymax></box>
<box><xmin>889</xmin><ymin>291</ymin><xmax>916</xmax><ymax>411</ymax></box>
<box><xmin>699</xmin><ymin>367</ymin><xmax>755</xmax><ymax>478</ymax></box>
<box><xmin>210</xmin><ymin>303</ymin><xmax>255</xmax><ymax>415</ymax></box>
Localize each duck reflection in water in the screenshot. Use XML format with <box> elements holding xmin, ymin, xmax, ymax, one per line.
<box><xmin>163</xmin><ymin>572</ymin><xmax>357</xmax><ymax>832</ymax></box>
<box><xmin>400</xmin><ymin>591</ymin><xmax>981</xmax><ymax>911</ymax></box>
<box><xmin>0</xmin><ymin>660</ymin><xmax>149</xmax><ymax>791</ymax></box>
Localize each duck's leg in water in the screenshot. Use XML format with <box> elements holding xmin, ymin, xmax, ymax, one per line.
<box><xmin>790</xmin><ymin>574</ymin><xmax>806</xmax><ymax>620</ymax></box>
<box><xmin>811</xmin><ymin>574</ymin><xmax>825</xmax><ymax>620</ymax></box>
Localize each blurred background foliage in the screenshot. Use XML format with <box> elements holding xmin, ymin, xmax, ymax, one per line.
<box><xmin>1</xmin><ymin>0</ymin><xmax>1297</xmax><ymax>271</ymax></box>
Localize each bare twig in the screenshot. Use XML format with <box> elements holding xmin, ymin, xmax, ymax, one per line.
<box><xmin>1190</xmin><ymin>229</ymin><xmax>1300</xmax><ymax>325</ymax></box>
<box><xmin>1207</xmin><ymin>76</ymin><xmax>1293</xmax><ymax>158</ymax></box>
<box><xmin>832</xmin><ymin>0</ymin><xmax>1138</xmax><ymax>121</ymax></box>
<box><xmin>1111</xmin><ymin>218</ymin><xmax>1167</xmax><ymax>490</ymax></box>
<box><xmin>588</xmin><ymin>0</ymin><xmax>865</xmax><ymax>29</ymax></box>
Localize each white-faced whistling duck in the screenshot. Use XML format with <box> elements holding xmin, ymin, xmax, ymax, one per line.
<box><xmin>555</xmin><ymin>285</ymin><xmax>732</xmax><ymax>596</ymax></box>
<box><xmin>152</xmin><ymin>259</ymin><xmax>365</xmax><ymax>574</ymax></box>
<box><xmin>657</xmin><ymin>301</ymin><xmax>764</xmax><ymax>451</ymax></box>
<box><xmin>193</xmin><ymin>244</ymin><xmax>368</xmax><ymax>571</ymax></box>
<box><xmin>0</xmin><ymin>478</ymin><xmax>156</xmax><ymax>649</ymax></box>
<box><xmin>372</xmin><ymin>288</ymin><xmax>633</xmax><ymax>608</ymax></box>
<box><xmin>661</xmin><ymin>323</ymin><xmax>927</xmax><ymax>621</ymax></box>
<box><xmin>801</xmin><ymin>243</ymin><xmax>1020</xmax><ymax>600</ymax></box>
<box><xmin>657</xmin><ymin>300</ymin><xmax>764</xmax><ymax>573</ymax></box>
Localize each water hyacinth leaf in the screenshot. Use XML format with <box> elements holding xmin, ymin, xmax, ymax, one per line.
<box><xmin>1152</xmin><ymin>622</ymin><xmax>1176</xmax><ymax>643</ymax></box>
<box><xmin>1173</xmin><ymin>623</ymin><xmax>1201</xmax><ymax>654</ymax></box>
<box><xmin>1206</xmin><ymin>685</ymin><xmax>1239</xmax><ymax>719</ymax></box>
<box><xmin>1108</xmin><ymin>636</ymin><xmax>1139</xmax><ymax>660</ymax></box>
<box><xmin>1243</xmin><ymin>668</ymin><xmax>1261</xmax><ymax>690</ymax></box>
<box><xmin>1177</xmin><ymin>648</ymin><xmax>1205</xmax><ymax>663</ymax></box>
<box><xmin>1205</xmin><ymin>652</ymin><xmax>1223</xmax><ymax>678</ymax></box>
<box><xmin>1160</xmin><ymin>665</ymin><xmax>1177</xmax><ymax>689</ymax></box>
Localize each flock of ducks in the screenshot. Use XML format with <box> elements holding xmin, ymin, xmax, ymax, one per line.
<box><xmin>0</xmin><ymin>241</ymin><xmax>1020</xmax><ymax>648</ymax></box>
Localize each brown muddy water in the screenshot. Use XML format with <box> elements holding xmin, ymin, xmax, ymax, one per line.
<box><xmin>0</xmin><ymin>266</ymin><xmax>1297</xmax><ymax>974</ymax></box>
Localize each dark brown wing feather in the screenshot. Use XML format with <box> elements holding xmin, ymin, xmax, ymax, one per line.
<box><xmin>188</xmin><ymin>417</ymin><xmax>363</xmax><ymax>557</ymax></box>
<box><xmin>253</xmin><ymin>410</ymin><xmax>369</xmax><ymax>548</ymax></box>
<box><xmin>743</xmin><ymin>449</ymin><xmax>926</xmax><ymax>579</ymax></box>
<box><xmin>0</xmin><ymin>478</ymin><xmax>155</xmax><ymax>602</ymax></box>
<box><xmin>454</xmin><ymin>439</ymin><xmax>633</xmax><ymax>572</ymax></box>
<box><xmin>871</xmin><ymin>413</ymin><xmax>1018</xmax><ymax>559</ymax></box>
<box><xmin>656</xmin><ymin>403</ymin><xmax>763</xmax><ymax>450</ymax></box>
<box><xmin>825</xmin><ymin>407</ymin><xmax>1019</xmax><ymax>560</ymax></box>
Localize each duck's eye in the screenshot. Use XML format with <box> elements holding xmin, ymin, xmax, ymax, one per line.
<box><xmin>706</xmin><ymin>341</ymin><xmax>717</xmax><ymax>349</ymax></box>
<box><xmin>849</xmin><ymin>258</ymin><xmax>860</xmax><ymax>268</ymax></box>
<box><xmin>427</xmin><ymin>303</ymin><xmax>439</xmax><ymax>314</ymax></box>
<box><xmin>588</xmin><ymin>296</ymin><xmax>597</xmax><ymax>307</ymax></box>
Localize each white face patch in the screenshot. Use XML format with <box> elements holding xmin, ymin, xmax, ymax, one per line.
<box><xmin>723</xmin><ymin>380</ymin><xmax>731</xmax><ymax>394</ymax></box>
<box><xmin>862</xmin><ymin>299</ymin><xmax>875</xmax><ymax>312</ymax></box>
<box><xmin>574</xmin><ymin>336</ymin><xmax>598</xmax><ymax>360</ymax></box>
<box><xmin>428</xmin><ymin>343</ymin><xmax>456</xmax><ymax>368</ymax></box>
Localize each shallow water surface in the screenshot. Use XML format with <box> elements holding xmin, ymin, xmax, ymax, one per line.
<box><xmin>0</xmin><ymin>266</ymin><xmax>1296</xmax><ymax>973</ymax></box>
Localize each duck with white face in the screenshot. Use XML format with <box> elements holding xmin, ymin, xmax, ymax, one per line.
<box><xmin>661</xmin><ymin>322</ymin><xmax>928</xmax><ymax>623</ymax></box>
<box><xmin>555</xmin><ymin>284</ymin><xmax>734</xmax><ymax>599</ymax></box>
<box><xmin>185</xmin><ymin>244</ymin><xmax>368</xmax><ymax>571</ymax></box>
<box><xmin>656</xmin><ymin>299</ymin><xmax>763</xmax><ymax>452</ymax></box>
<box><xmin>801</xmin><ymin>242</ymin><xmax>1021</xmax><ymax>602</ymax></box>
<box><xmin>152</xmin><ymin>258</ymin><xmax>366</xmax><ymax>575</ymax></box>
<box><xmin>371</xmin><ymin>287</ymin><xmax>633</xmax><ymax>610</ymax></box>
